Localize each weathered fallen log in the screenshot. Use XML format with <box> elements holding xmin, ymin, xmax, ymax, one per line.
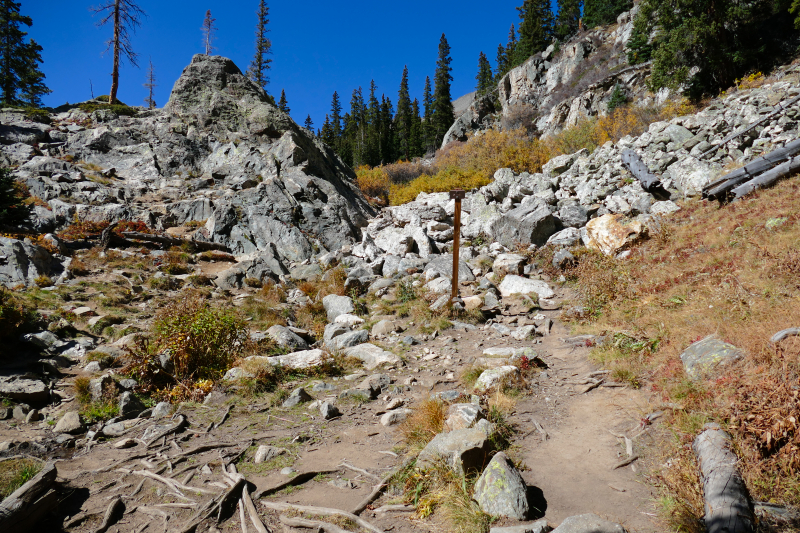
<box><xmin>621</xmin><ymin>149</ymin><xmax>661</xmax><ymax>191</ymax></box>
<box><xmin>698</xmin><ymin>93</ymin><xmax>800</xmax><ymax>160</ymax></box>
<box><xmin>120</xmin><ymin>231</ymin><xmax>229</xmax><ymax>252</ymax></box>
<box><xmin>703</xmin><ymin>138</ymin><xmax>800</xmax><ymax>198</ymax></box>
<box><xmin>730</xmin><ymin>155</ymin><xmax>800</xmax><ymax>201</ymax></box>
<box><xmin>0</xmin><ymin>461</ymin><xmax>58</xmax><ymax>532</ymax></box>
<box><xmin>693</xmin><ymin>423</ymin><xmax>755</xmax><ymax>533</ymax></box>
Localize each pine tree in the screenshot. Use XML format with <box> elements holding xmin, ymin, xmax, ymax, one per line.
<box><xmin>201</xmin><ymin>10</ymin><xmax>217</xmax><ymax>55</ymax></box>
<box><xmin>410</xmin><ymin>98</ymin><xmax>423</xmax><ymax>158</ymax></box>
<box><xmin>379</xmin><ymin>95</ymin><xmax>395</xmax><ymax>164</ymax></box>
<box><xmin>422</xmin><ymin>75</ymin><xmax>434</xmax><ymax>154</ymax></box>
<box><xmin>515</xmin><ymin>0</ymin><xmax>554</xmax><ymax>65</ymax></box>
<box><xmin>303</xmin><ymin>115</ymin><xmax>314</xmax><ymax>130</ymax></box>
<box><xmin>92</xmin><ymin>0</ymin><xmax>146</xmax><ymax>103</ymax></box>
<box><xmin>496</xmin><ymin>25</ymin><xmax>518</xmax><ymax>82</ymax></box>
<box><xmin>320</xmin><ymin>114</ymin><xmax>334</xmax><ymax>147</ymax></box>
<box><xmin>0</xmin><ymin>167</ymin><xmax>30</xmax><ymax>225</ymax></box>
<box><xmin>142</xmin><ymin>57</ymin><xmax>156</xmax><ymax>109</ymax></box>
<box><xmin>395</xmin><ymin>65</ymin><xmax>412</xmax><ymax>161</ymax></box>
<box><xmin>17</xmin><ymin>39</ymin><xmax>49</xmax><ymax>107</ymax></box>
<box><xmin>475</xmin><ymin>51</ymin><xmax>493</xmax><ymax>96</ymax></box>
<box><xmin>583</xmin><ymin>0</ymin><xmax>631</xmax><ymax>29</ymax></box>
<box><xmin>431</xmin><ymin>34</ymin><xmax>455</xmax><ymax>148</ymax></box>
<box><xmin>349</xmin><ymin>87</ymin><xmax>367</xmax><ymax>166</ymax></box>
<box><xmin>330</xmin><ymin>91</ymin><xmax>342</xmax><ymax>145</ymax></box>
<box><xmin>278</xmin><ymin>89</ymin><xmax>289</xmax><ymax>113</ymax></box>
<box><xmin>247</xmin><ymin>0</ymin><xmax>272</xmax><ymax>90</ymax></box>
<box><xmin>364</xmin><ymin>80</ymin><xmax>381</xmax><ymax>166</ymax></box>
<box><xmin>556</xmin><ymin>0</ymin><xmax>582</xmax><ymax>40</ymax></box>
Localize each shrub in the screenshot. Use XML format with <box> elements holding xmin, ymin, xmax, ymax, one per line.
<box><xmin>399</xmin><ymin>399</ymin><xmax>447</xmax><ymax>451</ymax></box>
<box><xmin>0</xmin><ymin>288</ymin><xmax>37</xmax><ymax>340</ymax></box>
<box><xmin>34</xmin><ymin>275</ymin><xmax>53</xmax><ymax>288</ymax></box>
<box><xmin>124</xmin><ymin>293</ymin><xmax>247</xmax><ymax>393</ymax></box>
<box><xmin>0</xmin><ymin>458</ymin><xmax>43</xmax><ymax>498</ymax></box>
<box><xmin>355</xmin><ymin>165</ymin><xmax>391</xmax><ymax>203</ymax></box>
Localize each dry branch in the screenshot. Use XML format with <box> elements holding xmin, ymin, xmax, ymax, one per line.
<box><xmin>278</xmin><ymin>514</ymin><xmax>353</xmax><ymax>533</ymax></box>
<box><xmin>693</xmin><ymin>424</ymin><xmax>755</xmax><ymax>533</ymax></box>
<box><xmin>146</xmin><ymin>415</ymin><xmax>188</xmax><ymax>447</ymax></box>
<box><xmin>259</xmin><ymin>501</ymin><xmax>383</xmax><ymax>533</ymax></box>
<box><xmin>611</xmin><ymin>455</ymin><xmax>639</xmax><ymax>470</ymax></box>
<box><xmin>338</xmin><ymin>462</ymin><xmax>381</xmax><ymax>481</ymax></box>
<box><xmin>94</xmin><ymin>496</ymin><xmax>124</xmax><ymax>533</ymax></box>
<box><xmin>178</xmin><ymin>478</ymin><xmax>246</xmax><ymax>533</ymax></box>
<box><xmin>350</xmin><ymin>457</ymin><xmax>414</xmax><ymax>516</ymax></box>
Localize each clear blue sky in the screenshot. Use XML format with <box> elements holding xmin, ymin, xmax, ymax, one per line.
<box><xmin>22</xmin><ymin>0</ymin><xmax>530</xmax><ymax>129</ymax></box>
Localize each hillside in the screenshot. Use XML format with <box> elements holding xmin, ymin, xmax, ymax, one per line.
<box><xmin>0</xmin><ymin>19</ymin><xmax>799</xmax><ymax>533</ymax></box>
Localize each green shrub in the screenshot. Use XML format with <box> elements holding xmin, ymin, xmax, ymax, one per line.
<box><xmin>124</xmin><ymin>293</ymin><xmax>247</xmax><ymax>393</ymax></box>
<box><xmin>0</xmin><ymin>458</ymin><xmax>43</xmax><ymax>498</ymax></box>
<box><xmin>0</xmin><ymin>288</ymin><xmax>37</xmax><ymax>340</ymax></box>
<box><xmin>0</xmin><ymin>167</ymin><xmax>32</xmax><ymax>225</ymax></box>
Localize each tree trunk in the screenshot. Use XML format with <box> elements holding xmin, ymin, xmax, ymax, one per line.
<box><xmin>621</xmin><ymin>149</ymin><xmax>660</xmax><ymax>191</ymax></box>
<box><xmin>731</xmin><ymin>155</ymin><xmax>800</xmax><ymax>201</ymax></box>
<box><xmin>0</xmin><ymin>462</ymin><xmax>58</xmax><ymax>532</ymax></box>
<box><xmin>693</xmin><ymin>424</ymin><xmax>755</xmax><ymax>533</ymax></box>
<box><xmin>109</xmin><ymin>0</ymin><xmax>120</xmax><ymax>103</ymax></box>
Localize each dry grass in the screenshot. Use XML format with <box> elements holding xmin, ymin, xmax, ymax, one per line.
<box><xmin>398</xmin><ymin>399</ymin><xmax>447</xmax><ymax>452</ymax></box>
<box><xmin>0</xmin><ymin>457</ymin><xmax>43</xmax><ymax>498</ymax></box>
<box><xmin>566</xmin><ymin>176</ymin><xmax>800</xmax><ymax>524</ymax></box>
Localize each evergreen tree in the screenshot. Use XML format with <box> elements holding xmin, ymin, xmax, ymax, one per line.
<box><xmin>556</xmin><ymin>0</ymin><xmax>582</xmax><ymax>40</ymax></box>
<box><xmin>496</xmin><ymin>43</ymin><xmax>508</xmax><ymax>81</ymax></box>
<box><xmin>202</xmin><ymin>10</ymin><xmax>217</xmax><ymax>55</ymax></box>
<box><xmin>364</xmin><ymin>80</ymin><xmax>381</xmax><ymax>166</ymax></box>
<box><xmin>395</xmin><ymin>65</ymin><xmax>412</xmax><ymax>161</ymax></box>
<box><xmin>504</xmin><ymin>24</ymin><xmax>517</xmax><ymax>71</ymax></box>
<box><xmin>422</xmin><ymin>75</ymin><xmax>434</xmax><ymax>154</ymax></box>
<box><xmin>303</xmin><ymin>115</ymin><xmax>314</xmax><ymax>130</ymax></box>
<box><xmin>247</xmin><ymin>0</ymin><xmax>272</xmax><ymax>91</ymax></box>
<box><xmin>410</xmin><ymin>98</ymin><xmax>423</xmax><ymax>158</ymax></box>
<box><xmin>330</xmin><ymin>91</ymin><xmax>342</xmax><ymax>145</ymax></box>
<box><xmin>0</xmin><ymin>167</ymin><xmax>30</xmax><ymax>225</ymax></box>
<box><xmin>278</xmin><ymin>89</ymin><xmax>289</xmax><ymax>113</ymax></box>
<box><xmin>515</xmin><ymin>0</ymin><xmax>554</xmax><ymax>65</ymax></box>
<box><xmin>349</xmin><ymin>87</ymin><xmax>367</xmax><ymax>166</ymax></box>
<box><xmin>475</xmin><ymin>51</ymin><xmax>493</xmax><ymax>96</ymax></box>
<box><xmin>320</xmin><ymin>114</ymin><xmax>334</xmax><ymax>147</ymax></box>
<box><xmin>583</xmin><ymin>0</ymin><xmax>631</xmax><ymax>29</ymax></box>
<box><xmin>379</xmin><ymin>95</ymin><xmax>395</xmax><ymax>164</ymax></box>
<box><xmin>92</xmin><ymin>0</ymin><xmax>146</xmax><ymax>103</ymax></box>
<box><xmin>606</xmin><ymin>83</ymin><xmax>627</xmax><ymax>111</ymax></box>
<box><xmin>17</xmin><ymin>39</ymin><xmax>49</xmax><ymax>107</ymax></box>
<box><xmin>142</xmin><ymin>57</ymin><xmax>156</xmax><ymax>109</ymax></box>
<box><xmin>431</xmin><ymin>33</ymin><xmax>455</xmax><ymax>148</ymax></box>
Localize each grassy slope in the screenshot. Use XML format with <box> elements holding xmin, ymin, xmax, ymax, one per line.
<box><xmin>564</xmin><ymin>177</ymin><xmax>800</xmax><ymax>527</ymax></box>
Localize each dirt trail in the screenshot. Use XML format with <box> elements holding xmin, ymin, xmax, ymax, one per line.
<box><xmin>0</xmin><ymin>288</ymin><xmax>666</xmax><ymax>533</ymax></box>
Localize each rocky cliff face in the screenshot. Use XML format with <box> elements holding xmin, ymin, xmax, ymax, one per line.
<box><xmin>444</xmin><ymin>6</ymin><xmax>664</xmax><ymax>145</ymax></box>
<box><xmin>0</xmin><ymin>54</ymin><xmax>374</xmax><ymax>287</ymax></box>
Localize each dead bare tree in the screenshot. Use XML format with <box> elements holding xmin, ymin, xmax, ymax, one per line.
<box><xmin>201</xmin><ymin>10</ymin><xmax>217</xmax><ymax>55</ymax></box>
<box><xmin>143</xmin><ymin>57</ymin><xmax>156</xmax><ymax>109</ymax></box>
<box><xmin>92</xmin><ymin>0</ymin><xmax>147</xmax><ymax>104</ymax></box>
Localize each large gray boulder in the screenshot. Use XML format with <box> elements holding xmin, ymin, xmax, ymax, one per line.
<box><xmin>473</xmin><ymin>452</ymin><xmax>532</xmax><ymax>520</ymax></box>
<box><xmin>266</xmin><ymin>325</ymin><xmax>309</xmax><ymax>351</ymax></box>
<box><xmin>487</xmin><ymin>203</ymin><xmax>557</xmax><ymax>248</ymax></box>
<box><xmin>0</xmin><ymin>237</ymin><xmax>64</xmax><ymax>288</ymax></box>
<box><xmin>0</xmin><ymin>376</ymin><xmax>49</xmax><ymax>402</ymax></box>
<box><xmin>417</xmin><ymin>427</ymin><xmax>494</xmax><ymax>475</ymax></box>
<box><xmin>323</xmin><ymin>294</ymin><xmax>355</xmax><ymax>322</ymax></box>
<box><xmin>424</xmin><ymin>254</ymin><xmax>475</xmax><ymax>282</ymax></box>
<box><xmin>343</xmin><ymin>343</ymin><xmax>402</xmax><ymax>370</ymax></box>
<box><xmin>680</xmin><ymin>336</ymin><xmax>744</xmax><ymax>380</ymax></box>
<box><xmin>325</xmin><ymin>329</ymin><xmax>369</xmax><ymax>351</ymax></box>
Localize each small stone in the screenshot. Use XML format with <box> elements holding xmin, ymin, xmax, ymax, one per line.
<box><xmin>84</xmin><ymin>361</ymin><xmax>102</xmax><ymax>373</ymax></box>
<box><xmin>474</xmin><ymin>366</ymin><xmax>520</xmax><ymax>393</ymax></box>
<box><xmin>118</xmin><ymin>378</ymin><xmax>138</xmax><ymax>391</ymax></box>
<box><xmin>417</xmin><ymin>427</ymin><xmax>494</xmax><ymax>475</ymax></box>
<box><xmin>371</xmin><ymin>319</ymin><xmax>398</xmax><ymax>337</ymax></box>
<box><xmin>380</xmin><ymin>408</ymin><xmax>412</xmax><ymax>426</ymax></box>
<box><xmin>320</xmin><ymin>401</ymin><xmax>341</xmax><ymax>420</ymax></box>
<box><xmin>255</xmin><ymin>445</ymin><xmax>286</xmax><ymax>464</ymax></box>
<box><xmin>322</xmin><ymin>294</ymin><xmax>355</xmax><ymax>322</ymax></box>
<box><xmin>203</xmin><ymin>391</ymin><xmax>228</xmax><ymax>405</ymax></box>
<box><xmin>114</xmin><ymin>438</ymin><xmax>137</xmax><ymax>449</ymax></box>
<box><xmin>119</xmin><ymin>391</ymin><xmax>145</xmax><ymax>420</ymax></box>
<box><xmin>201</xmin><ymin>464</ymin><xmax>213</xmax><ymax>475</ymax></box>
<box><xmin>498</xmin><ymin>275</ymin><xmax>554</xmax><ymax>299</ymax></box>
<box><xmin>24</xmin><ymin>409</ymin><xmax>40</xmax><ymax>423</ymax></box>
<box><xmin>550</xmin><ymin>514</ymin><xmax>626</xmax><ymax>533</ymax></box>
<box><xmin>445</xmin><ymin>403</ymin><xmax>485</xmax><ymax>431</ymax></box>
<box><xmin>282</xmin><ymin>387</ymin><xmax>313</xmax><ymax>408</ymax></box>
<box><xmin>13</xmin><ymin>404</ymin><xmax>30</xmax><ymax>420</ymax></box>
<box><xmin>72</xmin><ymin>307</ymin><xmax>95</xmax><ymax>316</ymax></box>
<box><xmin>280</xmin><ymin>467</ymin><xmax>296</xmax><ymax>476</ymax></box>
<box><xmin>680</xmin><ymin>335</ymin><xmax>744</xmax><ymax>380</ymax></box>
<box><xmin>151</xmin><ymin>402</ymin><xmax>172</xmax><ymax>419</ymax></box>
<box><xmin>386</xmin><ymin>398</ymin><xmax>404</xmax><ymax>410</ymax></box>
<box><xmin>54</xmin><ymin>411</ymin><xmax>83</xmax><ymax>434</ymax></box>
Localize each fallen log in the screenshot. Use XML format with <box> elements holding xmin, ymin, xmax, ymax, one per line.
<box><xmin>120</xmin><ymin>231</ymin><xmax>229</xmax><ymax>252</ymax></box>
<box><xmin>698</xmin><ymin>93</ymin><xmax>800</xmax><ymax>160</ymax></box>
<box><xmin>730</xmin><ymin>155</ymin><xmax>800</xmax><ymax>201</ymax></box>
<box><xmin>621</xmin><ymin>149</ymin><xmax>661</xmax><ymax>191</ymax></box>
<box><xmin>693</xmin><ymin>423</ymin><xmax>755</xmax><ymax>533</ymax></box>
<box><xmin>703</xmin><ymin>138</ymin><xmax>800</xmax><ymax>199</ymax></box>
<box><xmin>0</xmin><ymin>461</ymin><xmax>58</xmax><ymax>532</ymax></box>
<box><xmin>259</xmin><ymin>501</ymin><xmax>383</xmax><ymax>533</ymax></box>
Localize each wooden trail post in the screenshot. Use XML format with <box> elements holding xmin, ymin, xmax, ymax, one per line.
<box><xmin>449</xmin><ymin>189</ymin><xmax>465</xmax><ymax>304</ymax></box>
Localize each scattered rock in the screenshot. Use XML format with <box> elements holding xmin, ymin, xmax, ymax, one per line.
<box><xmin>492</xmin><ymin>254</ymin><xmax>527</xmax><ymax>277</ymax></box>
<box><xmin>54</xmin><ymin>411</ymin><xmax>83</xmax><ymax>434</ymax></box>
<box><xmin>474</xmin><ymin>366</ymin><xmax>520</xmax><ymax>393</ymax></box>
<box><xmin>266</xmin><ymin>324</ymin><xmax>309</xmax><ymax>351</ymax></box>
<box><xmin>151</xmin><ymin>402</ymin><xmax>173</xmax><ymax>419</ymax></box>
<box><xmin>320</xmin><ymin>401</ymin><xmax>341</xmax><ymax>419</ymax></box>
<box><xmin>255</xmin><ymin>445</ymin><xmax>286</xmax><ymax>464</ymax></box>
<box><xmin>326</xmin><ymin>329</ymin><xmax>369</xmax><ymax>351</ymax></box>
<box><xmin>585</xmin><ymin>214</ymin><xmax>648</xmax><ymax>256</ymax></box>
<box><xmin>343</xmin><ymin>343</ymin><xmax>402</xmax><ymax>370</ymax></box>
<box><xmin>322</xmin><ymin>294</ymin><xmax>355</xmax><ymax>322</ymax></box>
<box><xmin>119</xmin><ymin>391</ymin><xmax>145</xmax><ymax>420</ymax></box>
<box><xmin>680</xmin><ymin>335</ymin><xmax>744</xmax><ymax>380</ymax></box>
<box><xmin>114</xmin><ymin>438</ymin><xmax>137</xmax><ymax>449</ymax></box>
<box><xmin>474</xmin><ymin>452</ymin><xmax>532</xmax><ymax>520</ymax></box>
<box><xmin>0</xmin><ymin>376</ymin><xmax>49</xmax><ymax>402</ymax></box>
<box><xmin>498</xmin><ymin>275</ymin><xmax>554</xmax><ymax>300</ymax></box>
<box><xmin>550</xmin><ymin>514</ymin><xmax>626</xmax><ymax>533</ymax></box>
<box><xmin>490</xmin><ymin>520</ymin><xmax>551</xmax><ymax>533</ymax></box>
<box><xmin>282</xmin><ymin>387</ymin><xmax>313</xmax><ymax>408</ymax></box>
<box><xmin>380</xmin><ymin>408</ymin><xmax>413</xmax><ymax>426</ymax></box>
<box><xmin>417</xmin><ymin>427</ymin><xmax>494</xmax><ymax>475</ymax></box>
<box><xmin>445</xmin><ymin>403</ymin><xmax>485</xmax><ymax>431</ymax></box>
<box><xmin>371</xmin><ymin>319</ymin><xmax>399</xmax><ymax>337</ymax></box>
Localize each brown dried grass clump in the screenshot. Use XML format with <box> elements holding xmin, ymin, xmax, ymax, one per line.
<box><xmin>399</xmin><ymin>399</ymin><xmax>447</xmax><ymax>451</ymax></box>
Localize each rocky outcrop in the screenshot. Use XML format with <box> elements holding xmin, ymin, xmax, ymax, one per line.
<box><xmin>6</xmin><ymin>54</ymin><xmax>375</xmax><ymax>279</ymax></box>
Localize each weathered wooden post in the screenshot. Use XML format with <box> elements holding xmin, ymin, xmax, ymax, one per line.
<box><xmin>449</xmin><ymin>189</ymin><xmax>465</xmax><ymax>304</ymax></box>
